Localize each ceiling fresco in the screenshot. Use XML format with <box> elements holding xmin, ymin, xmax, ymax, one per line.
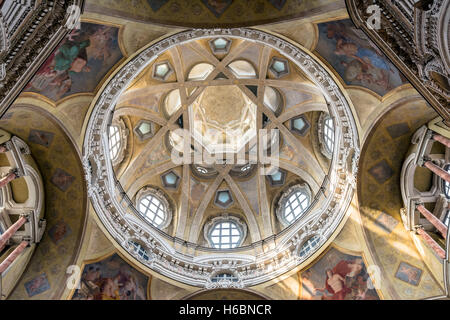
<box><xmin>85</xmin><ymin>0</ymin><xmax>345</xmax><ymax>28</ymax></box>
<box><xmin>0</xmin><ymin>106</ymin><xmax>87</xmax><ymax>300</ymax></box>
<box><xmin>314</xmin><ymin>19</ymin><xmax>408</xmax><ymax>97</ymax></box>
<box><xmin>71</xmin><ymin>253</ymin><xmax>149</xmax><ymax>300</ymax></box>
<box><xmin>23</xmin><ymin>22</ymin><xmax>124</xmax><ymax>102</ymax></box>
<box><xmin>0</xmin><ymin>2</ymin><xmax>447</xmax><ymax>301</ymax></box>
<box><xmin>358</xmin><ymin>98</ymin><xmax>445</xmax><ymax>299</ymax></box>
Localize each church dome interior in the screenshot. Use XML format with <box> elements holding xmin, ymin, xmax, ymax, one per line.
<box><xmin>0</xmin><ymin>0</ymin><xmax>449</xmax><ymax>302</ymax></box>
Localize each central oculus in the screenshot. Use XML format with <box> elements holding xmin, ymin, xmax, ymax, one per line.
<box><xmin>189</xmin><ymin>84</ymin><xmax>257</xmax><ymax>154</ymax></box>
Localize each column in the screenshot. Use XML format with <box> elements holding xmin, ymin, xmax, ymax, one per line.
<box><xmin>424</xmin><ymin>161</ymin><xmax>450</xmax><ymax>183</ymax></box>
<box><xmin>433</xmin><ymin>134</ymin><xmax>450</xmax><ymax>149</ymax></box>
<box><xmin>417</xmin><ymin>204</ymin><xmax>448</xmax><ymax>239</ymax></box>
<box><xmin>0</xmin><ymin>171</ymin><xmax>17</xmax><ymax>189</ymax></box>
<box><xmin>416</xmin><ymin>227</ymin><xmax>446</xmax><ymax>259</ymax></box>
<box><xmin>0</xmin><ymin>216</ymin><xmax>27</xmax><ymax>251</ymax></box>
<box><xmin>0</xmin><ymin>241</ymin><xmax>28</xmax><ymax>274</ymax></box>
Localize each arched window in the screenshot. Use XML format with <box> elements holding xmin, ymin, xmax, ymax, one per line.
<box><xmin>284</xmin><ymin>191</ymin><xmax>310</xmax><ymax>223</ymax></box>
<box><xmin>129</xmin><ymin>241</ymin><xmax>150</xmax><ymax>261</ymax></box>
<box><xmin>108</xmin><ymin>125</ymin><xmax>121</xmax><ymax>161</ymax></box>
<box><xmin>323</xmin><ymin>115</ymin><xmax>335</xmax><ymax>153</ymax></box>
<box><xmin>108</xmin><ymin>118</ymin><xmax>127</xmax><ymax>165</ymax></box>
<box><xmin>299</xmin><ymin>235</ymin><xmax>320</xmax><ymax>258</ymax></box>
<box><xmin>204</xmin><ymin>216</ymin><xmax>247</xmax><ymax>249</ymax></box>
<box><xmin>318</xmin><ymin>113</ymin><xmax>335</xmax><ymax>159</ymax></box>
<box><xmin>135</xmin><ymin>187</ymin><xmax>172</xmax><ymax>229</ymax></box>
<box><xmin>276</xmin><ymin>184</ymin><xmax>312</xmax><ymax>227</ymax></box>
<box><xmin>227</xmin><ymin>60</ymin><xmax>257</xmax><ymax>79</ymax></box>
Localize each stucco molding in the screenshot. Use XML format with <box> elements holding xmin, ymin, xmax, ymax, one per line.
<box><xmin>82</xmin><ymin>28</ymin><xmax>360</xmax><ymax>288</ymax></box>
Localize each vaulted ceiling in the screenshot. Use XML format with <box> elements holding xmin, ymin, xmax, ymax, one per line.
<box><xmin>0</xmin><ymin>0</ymin><xmax>447</xmax><ymax>300</ymax></box>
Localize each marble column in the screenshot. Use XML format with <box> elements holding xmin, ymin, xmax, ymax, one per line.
<box><xmin>433</xmin><ymin>134</ymin><xmax>450</xmax><ymax>149</ymax></box>
<box><xmin>0</xmin><ymin>172</ymin><xmax>17</xmax><ymax>188</ymax></box>
<box><xmin>417</xmin><ymin>205</ymin><xmax>448</xmax><ymax>239</ymax></box>
<box><xmin>0</xmin><ymin>216</ymin><xmax>27</xmax><ymax>251</ymax></box>
<box><xmin>0</xmin><ymin>241</ymin><xmax>28</xmax><ymax>274</ymax></box>
<box><xmin>416</xmin><ymin>227</ymin><xmax>446</xmax><ymax>259</ymax></box>
<box><xmin>424</xmin><ymin>161</ymin><xmax>450</xmax><ymax>183</ymax></box>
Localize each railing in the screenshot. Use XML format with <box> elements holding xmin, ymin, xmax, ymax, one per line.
<box><xmin>400</xmin><ymin>119</ymin><xmax>450</xmax><ymax>296</ymax></box>
<box><xmin>111</xmin><ymin>170</ymin><xmax>331</xmax><ymax>255</ymax></box>
<box><xmin>0</xmin><ymin>133</ymin><xmax>45</xmax><ymax>299</ymax></box>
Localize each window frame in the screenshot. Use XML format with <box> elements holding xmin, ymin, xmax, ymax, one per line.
<box><xmin>442</xmin><ymin>164</ymin><xmax>450</xmax><ymax>199</ymax></box>
<box><xmin>318</xmin><ymin>112</ymin><xmax>335</xmax><ymax>159</ymax></box>
<box><xmin>204</xmin><ymin>215</ymin><xmax>247</xmax><ymax>249</ymax></box>
<box><xmin>276</xmin><ymin>184</ymin><xmax>312</xmax><ymax>227</ymax></box>
<box><xmin>135</xmin><ymin>187</ymin><xmax>173</xmax><ymax>230</ymax></box>
<box><xmin>129</xmin><ymin>240</ymin><xmax>150</xmax><ymax>261</ymax></box>
<box><xmin>298</xmin><ymin>235</ymin><xmax>321</xmax><ymax>258</ymax></box>
<box><xmin>108</xmin><ymin>117</ymin><xmax>128</xmax><ymax>166</ymax></box>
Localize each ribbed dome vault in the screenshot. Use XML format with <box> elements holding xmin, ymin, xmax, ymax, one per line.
<box><xmin>83</xmin><ymin>28</ymin><xmax>359</xmax><ymax>288</ymax></box>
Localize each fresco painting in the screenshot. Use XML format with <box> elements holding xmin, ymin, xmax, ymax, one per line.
<box><xmin>72</xmin><ymin>253</ymin><xmax>149</xmax><ymax>300</ymax></box>
<box><xmin>24</xmin><ymin>22</ymin><xmax>123</xmax><ymax>101</ymax></box>
<box><xmin>24</xmin><ymin>273</ymin><xmax>51</xmax><ymax>297</ymax></box>
<box><xmin>395</xmin><ymin>262</ymin><xmax>422</xmax><ymax>286</ymax></box>
<box><xmin>316</xmin><ymin>20</ymin><xmax>407</xmax><ymax>96</ymax></box>
<box><xmin>300</xmin><ymin>247</ymin><xmax>380</xmax><ymax>300</ymax></box>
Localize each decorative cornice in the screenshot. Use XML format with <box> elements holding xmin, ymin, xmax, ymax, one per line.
<box><xmin>0</xmin><ymin>0</ymin><xmax>85</xmax><ymax>116</ymax></box>
<box><xmin>82</xmin><ymin>28</ymin><xmax>360</xmax><ymax>288</ymax></box>
<box><xmin>345</xmin><ymin>0</ymin><xmax>450</xmax><ymax>126</ymax></box>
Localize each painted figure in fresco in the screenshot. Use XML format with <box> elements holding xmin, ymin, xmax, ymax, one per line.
<box><xmin>50</xmin><ymin>221</ymin><xmax>68</xmax><ymax>243</ymax></box>
<box><xmin>25</xmin><ymin>24</ymin><xmax>120</xmax><ymax>101</ymax></box>
<box><xmin>300</xmin><ymin>248</ymin><xmax>379</xmax><ymax>300</ymax></box>
<box><xmin>204</xmin><ymin>0</ymin><xmax>231</xmax><ymax>14</ymax></box>
<box><xmin>318</xmin><ymin>269</ymin><xmax>351</xmax><ymax>300</ymax></box>
<box><xmin>318</xmin><ymin>258</ymin><xmax>365</xmax><ymax>300</ymax></box>
<box><xmin>26</xmin><ymin>274</ymin><xmax>49</xmax><ymax>296</ymax></box>
<box><xmin>72</xmin><ymin>257</ymin><xmax>147</xmax><ymax>300</ymax></box>
<box><xmin>25</xmin><ymin>29</ymin><xmax>91</xmax><ymax>100</ymax></box>
<box><xmin>317</xmin><ymin>20</ymin><xmax>404</xmax><ymax>95</ymax></box>
<box><xmin>336</xmin><ymin>40</ymin><xmax>391</xmax><ymax>90</ymax></box>
<box><xmin>301</xmin><ymin>270</ymin><xmax>320</xmax><ymax>300</ymax></box>
<box><xmin>397</xmin><ymin>263</ymin><xmax>421</xmax><ymax>284</ymax></box>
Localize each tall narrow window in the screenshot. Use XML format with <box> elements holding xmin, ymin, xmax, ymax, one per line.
<box><xmin>323</xmin><ymin>115</ymin><xmax>335</xmax><ymax>154</ymax></box>
<box><xmin>108</xmin><ymin>125</ymin><xmax>121</xmax><ymax>161</ymax></box>
<box><xmin>318</xmin><ymin>113</ymin><xmax>335</xmax><ymax>159</ymax></box>
<box><xmin>444</xmin><ymin>165</ymin><xmax>450</xmax><ymax>199</ymax></box>
<box><xmin>444</xmin><ymin>210</ymin><xmax>450</xmax><ymax>227</ymax></box>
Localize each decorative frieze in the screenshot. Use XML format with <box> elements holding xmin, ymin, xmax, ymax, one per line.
<box><xmin>82</xmin><ymin>28</ymin><xmax>359</xmax><ymax>288</ymax></box>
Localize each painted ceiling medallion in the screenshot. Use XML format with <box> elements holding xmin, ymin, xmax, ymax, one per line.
<box><xmin>83</xmin><ymin>29</ymin><xmax>359</xmax><ymax>289</ymax></box>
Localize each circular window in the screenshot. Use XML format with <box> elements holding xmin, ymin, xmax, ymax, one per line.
<box><xmin>205</xmin><ymin>216</ymin><xmax>247</xmax><ymax>249</ymax></box>
<box><xmin>277</xmin><ymin>184</ymin><xmax>312</xmax><ymax>226</ymax></box>
<box><xmin>135</xmin><ymin>188</ymin><xmax>172</xmax><ymax>229</ymax></box>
